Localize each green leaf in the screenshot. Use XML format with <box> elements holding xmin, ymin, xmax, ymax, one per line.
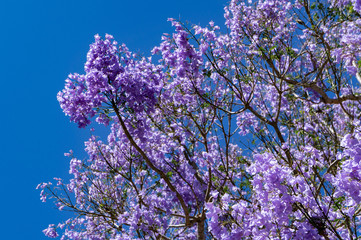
<box><xmin>166</xmin><ymin>171</ymin><xmax>173</xmax><ymax>178</ymax></box>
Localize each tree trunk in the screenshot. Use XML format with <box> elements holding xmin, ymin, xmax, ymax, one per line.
<box><xmin>198</xmin><ymin>220</ymin><xmax>205</xmax><ymax>240</ymax></box>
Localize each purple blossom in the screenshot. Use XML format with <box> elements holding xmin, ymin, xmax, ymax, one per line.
<box><xmin>43</xmin><ymin>224</ymin><xmax>58</xmax><ymax>238</ymax></box>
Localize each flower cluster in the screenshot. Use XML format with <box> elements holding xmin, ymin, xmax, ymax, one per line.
<box><xmin>58</xmin><ymin>34</ymin><xmax>161</xmax><ymax>127</ymax></box>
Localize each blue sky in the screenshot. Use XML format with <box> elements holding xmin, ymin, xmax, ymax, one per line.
<box><xmin>0</xmin><ymin>0</ymin><xmax>226</xmax><ymax>238</ymax></box>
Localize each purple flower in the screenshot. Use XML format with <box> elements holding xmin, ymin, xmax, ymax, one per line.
<box><xmin>43</xmin><ymin>224</ymin><xmax>58</xmax><ymax>238</ymax></box>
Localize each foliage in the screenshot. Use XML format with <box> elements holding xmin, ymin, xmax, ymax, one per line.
<box><xmin>39</xmin><ymin>0</ymin><xmax>361</xmax><ymax>239</ymax></box>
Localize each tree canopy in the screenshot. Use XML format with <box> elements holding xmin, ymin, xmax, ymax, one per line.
<box><xmin>39</xmin><ymin>0</ymin><xmax>361</xmax><ymax>239</ymax></box>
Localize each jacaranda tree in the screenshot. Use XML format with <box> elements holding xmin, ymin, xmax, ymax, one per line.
<box><xmin>39</xmin><ymin>0</ymin><xmax>361</xmax><ymax>239</ymax></box>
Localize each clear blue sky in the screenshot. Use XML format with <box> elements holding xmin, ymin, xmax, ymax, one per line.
<box><xmin>0</xmin><ymin>0</ymin><xmax>226</xmax><ymax>239</ymax></box>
